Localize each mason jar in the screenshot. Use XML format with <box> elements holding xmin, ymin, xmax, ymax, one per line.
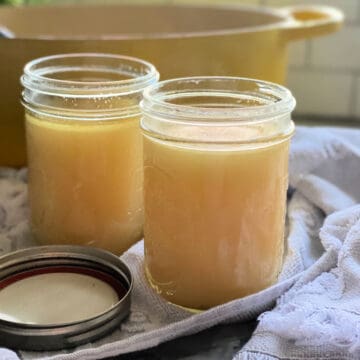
<box><xmin>140</xmin><ymin>77</ymin><xmax>295</xmax><ymax>310</ymax></box>
<box><xmin>21</xmin><ymin>53</ymin><xmax>159</xmax><ymax>255</ymax></box>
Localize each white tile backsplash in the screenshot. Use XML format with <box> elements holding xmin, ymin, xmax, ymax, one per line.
<box><xmin>355</xmin><ymin>77</ymin><xmax>360</xmax><ymax>118</ymax></box>
<box><xmin>288</xmin><ymin>41</ymin><xmax>308</xmax><ymax>67</ymax></box>
<box><xmin>310</xmin><ymin>27</ymin><xmax>360</xmax><ymax>70</ymax></box>
<box><xmin>287</xmin><ymin>70</ymin><xmax>353</xmax><ymax>116</ymax></box>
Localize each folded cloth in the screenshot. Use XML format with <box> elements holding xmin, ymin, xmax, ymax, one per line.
<box><xmin>0</xmin><ymin>126</ymin><xmax>359</xmax><ymax>360</ymax></box>
<box><xmin>235</xmin><ymin>126</ymin><xmax>360</xmax><ymax>360</ymax></box>
<box><xmin>0</xmin><ymin>349</ymin><xmax>20</xmax><ymax>360</ymax></box>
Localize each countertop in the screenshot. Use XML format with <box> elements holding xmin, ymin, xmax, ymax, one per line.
<box><xmin>109</xmin><ymin>321</ymin><xmax>257</xmax><ymax>360</ymax></box>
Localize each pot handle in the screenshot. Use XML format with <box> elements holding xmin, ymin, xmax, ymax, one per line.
<box><xmin>280</xmin><ymin>5</ymin><xmax>344</xmax><ymax>41</ymax></box>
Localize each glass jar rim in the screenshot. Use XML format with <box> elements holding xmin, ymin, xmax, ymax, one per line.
<box><xmin>140</xmin><ymin>76</ymin><xmax>296</xmax><ymax>123</ymax></box>
<box><xmin>21</xmin><ymin>53</ymin><xmax>159</xmax><ymax>97</ymax></box>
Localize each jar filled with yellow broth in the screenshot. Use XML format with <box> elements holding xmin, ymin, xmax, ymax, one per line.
<box><xmin>21</xmin><ymin>54</ymin><xmax>159</xmax><ymax>254</ymax></box>
<box><xmin>140</xmin><ymin>77</ymin><xmax>295</xmax><ymax>310</ymax></box>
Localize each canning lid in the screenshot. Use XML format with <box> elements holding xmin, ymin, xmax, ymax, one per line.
<box><xmin>0</xmin><ymin>245</ymin><xmax>133</xmax><ymax>351</ymax></box>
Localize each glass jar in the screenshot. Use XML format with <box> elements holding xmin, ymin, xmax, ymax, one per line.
<box><xmin>21</xmin><ymin>53</ymin><xmax>159</xmax><ymax>255</ymax></box>
<box><xmin>140</xmin><ymin>77</ymin><xmax>295</xmax><ymax>310</ymax></box>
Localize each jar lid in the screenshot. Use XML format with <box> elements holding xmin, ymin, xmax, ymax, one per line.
<box><xmin>0</xmin><ymin>245</ymin><xmax>133</xmax><ymax>351</ymax></box>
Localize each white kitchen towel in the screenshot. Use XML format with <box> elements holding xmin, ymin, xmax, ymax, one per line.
<box><xmin>0</xmin><ymin>126</ymin><xmax>359</xmax><ymax>360</ymax></box>
<box><xmin>235</xmin><ymin>127</ymin><xmax>360</xmax><ymax>360</ymax></box>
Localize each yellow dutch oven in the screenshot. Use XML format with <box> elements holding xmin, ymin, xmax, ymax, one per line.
<box><xmin>0</xmin><ymin>4</ymin><xmax>343</xmax><ymax>166</ymax></box>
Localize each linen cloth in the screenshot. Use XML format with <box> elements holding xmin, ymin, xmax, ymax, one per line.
<box><xmin>0</xmin><ymin>126</ymin><xmax>359</xmax><ymax>360</ymax></box>
<box><xmin>235</xmin><ymin>126</ymin><xmax>360</xmax><ymax>360</ymax></box>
